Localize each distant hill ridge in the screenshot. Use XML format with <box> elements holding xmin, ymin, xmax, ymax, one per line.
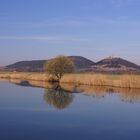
<box><xmin>96</xmin><ymin>56</ymin><xmax>139</xmax><ymax>69</ymax></box>
<box><xmin>91</xmin><ymin>57</ymin><xmax>140</xmax><ymax>73</ymax></box>
<box><xmin>5</xmin><ymin>56</ymin><xmax>95</xmax><ymax>72</ymax></box>
<box><xmin>3</xmin><ymin>56</ymin><xmax>140</xmax><ymax>73</ymax></box>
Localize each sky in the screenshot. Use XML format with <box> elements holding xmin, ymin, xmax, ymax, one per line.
<box><xmin>0</xmin><ymin>0</ymin><xmax>140</xmax><ymax>66</ymax></box>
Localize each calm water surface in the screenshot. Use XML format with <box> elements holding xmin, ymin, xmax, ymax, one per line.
<box><xmin>0</xmin><ymin>81</ymin><xmax>140</xmax><ymax>140</ymax></box>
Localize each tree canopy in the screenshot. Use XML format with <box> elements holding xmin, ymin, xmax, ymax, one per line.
<box><xmin>45</xmin><ymin>56</ymin><xmax>74</xmax><ymax>81</ymax></box>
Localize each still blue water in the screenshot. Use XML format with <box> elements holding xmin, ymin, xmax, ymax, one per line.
<box><xmin>0</xmin><ymin>81</ymin><xmax>140</xmax><ymax>140</ymax></box>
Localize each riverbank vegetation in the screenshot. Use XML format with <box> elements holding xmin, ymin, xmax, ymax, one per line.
<box><xmin>0</xmin><ymin>72</ymin><xmax>140</xmax><ymax>89</ymax></box>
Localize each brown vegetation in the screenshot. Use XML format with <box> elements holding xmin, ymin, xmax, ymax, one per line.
<box><xmin>61</xmin><ymin>74</ymin><xmax>140</xmax><ymax>89</ymax></box>
<box><xmin>0</xmin><ymin>72</ymin><xmax>140</xmax><ymax>89</ymax></box>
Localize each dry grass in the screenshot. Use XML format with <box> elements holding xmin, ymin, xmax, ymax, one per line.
<box><xmin>61</xmin><ymin>73</ymin><xmax>140</xmax><ymax>89</ymax></box>
<box><xmin>0</xmin><ymin>72</ymin><xmax>49</xmax><ymax>81</ymax></box>
<box><xmin>0</xmin><ymin>72</ymin><xmax>140</xmax><ymax>89</ymax></box>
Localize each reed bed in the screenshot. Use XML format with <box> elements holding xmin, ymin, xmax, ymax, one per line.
<box><xmin>0</xmin><ymin>72</ymin><xmax>49</xmax><ymax>81</ymax></box>
<box><xmin>0</xmin><ymin>72</ymin><xmax>140</xmax><ymax>89</ymax></box>
<box><xmin>61</xmin><ymin>73</ymin><xmax>140</xmax><ymax>89</ymax></box>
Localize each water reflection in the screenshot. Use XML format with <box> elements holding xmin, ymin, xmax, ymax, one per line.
<box><xmin>44</xmin><ymin>84</ymin><xmax>74</xmax><ymax>109</ymax></box>
<box><xmin>75</xmin><ymin>85</ymin><xmax>140</xmax><ymax>103</ymax></box>
<box><xmin>9</xmin><ymin>79</ymin><xmax>140</xmax><ymax>104</ymax></box>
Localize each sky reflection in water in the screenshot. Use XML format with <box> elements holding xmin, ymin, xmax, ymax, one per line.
<box><xmin>0</xmin><ymin>80</ymin><xmax>140</xmax><ymax>140</ymax></box>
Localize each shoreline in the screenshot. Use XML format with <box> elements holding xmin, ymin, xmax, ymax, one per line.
<box><xmin>0</xmin><ymin>72</ymin><xmax>140</xmax><ymax>89</ymax></box>
<box><xmin>1</xmin><ymin>77</ymin><xmax>140</xmax><ymax>103</ymax></box>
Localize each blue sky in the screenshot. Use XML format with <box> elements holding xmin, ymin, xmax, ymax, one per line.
<box><xmin>0</xmin><ymin>0</ymin><xmax>140</xmax><ymax>66</ymax></box>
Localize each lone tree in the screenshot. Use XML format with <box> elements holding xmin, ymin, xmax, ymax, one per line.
<box><xmin>45</xmin><ymin>56</ymin><xmax>74</xmax><ymax>82</ymax></box>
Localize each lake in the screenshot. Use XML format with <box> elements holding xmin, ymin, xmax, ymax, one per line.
<box><xmin>0</xmin><ymin>80</ymin><xmax>140</xmax><ymax>140</ymax></box>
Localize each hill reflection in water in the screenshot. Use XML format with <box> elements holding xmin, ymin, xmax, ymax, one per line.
<box><xmin>10</xmin><ymin>79</ymin><xmax>140</xmax><ymax>106</ymax></box>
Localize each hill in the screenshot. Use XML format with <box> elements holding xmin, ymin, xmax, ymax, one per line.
<box><xmin>91</xmin><ymin>57</ymin><xmax>140</xmax><ymax>73</ymax></box>
<box><xmin>5</xmin><ymin>56</ymin><xmax>95</xmax><ymax>72</ymax></box>
<box><xmin>2</xmin><ymin>56</ymin><xmax>140</xmax><ymax>73</ymax></box>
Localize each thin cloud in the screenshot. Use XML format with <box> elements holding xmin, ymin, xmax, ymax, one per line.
<box><xmin>45</xmin><ymin>16</ymin><xmax>140</xmax><ymax>27</ymax></box>
<box><xmin>110</xmin><ymin>0</ymin><xmax>134</xmax><ymax>7</ymax></box>
<box><xmin>0</xmin><ymin>36</ymin><xmax>88</xmax><ymax>41</ymax></box>
<box><xmin>1</xmin><ymin>15</ymin><xmax>139</xmax><ymax>29</ymax></box>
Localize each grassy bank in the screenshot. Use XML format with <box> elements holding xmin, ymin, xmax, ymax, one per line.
<box><xmin>0</xmin><ymin>72</ymin><xmax>140</xmax><ymax>89</ymax></box>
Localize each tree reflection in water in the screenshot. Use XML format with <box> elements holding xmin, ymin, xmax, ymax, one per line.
<box><xmin>9</xmin><ymin>79</ymin><xmax>140</xmax><ymax>104</ymax></box>
<box><xmin>44</xmin><ymin>84</ymin><xmax>74</xmax><ymax>110</ymax></box>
